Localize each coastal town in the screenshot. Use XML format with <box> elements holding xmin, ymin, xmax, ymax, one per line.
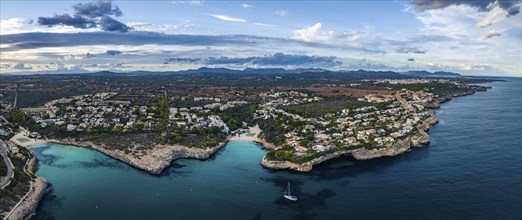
<box><xmin>0</xmin><ymin>71</ymin><xmax>493</xmax><ymax>219</ymax></box>
<box><xmin>1</xmin><ymin>76</ymin><xmax>488</xmax><ymax>170</ymax></box>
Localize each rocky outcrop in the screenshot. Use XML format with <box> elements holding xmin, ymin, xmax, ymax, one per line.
<box><xmin>254</xmin><ymin>137</ymin><xmax>276</xmax><ymax>150</ymax></box>
<box><xmin>47</xmin><ymin>139</ymin><xmax>227</xmax><ymax>175</ymax></box>
<box><xmin>426</xmin><ymin>88</ymin><xmax>489</xmax><ymax>108</ymax></box>
<box><xmin>261</xmin><ymin>111</ymin><xmax>439</xmax><ymax>172</ymax></box>
<box><xmin>351</xmin><ymin>137</ymin><xmax>413</xmax><ymax>160</ymax></box>
<box><xmin>261</xmin><ymin>149</ymin><xmax>354</xmax><ymax>172</ymax></box>
<box><xmin>6</xmin><ymin>177</ymin><xmax>48</xmax><ymax>220</ymax></box>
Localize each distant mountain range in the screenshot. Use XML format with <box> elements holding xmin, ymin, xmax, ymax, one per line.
<box><xmin>402</xmin><ymin>70</ymin><xmax>461</xmax><ymax>77</ymax></box>
<box><xmin>129</xmin><ymin>67</ymin><xmax>462</xmax><ymax>77</ymax></box>
<box><xmin>6</xmin><ymin>67</ymin><xmax>462</xmax><ymax>77</ymax></box>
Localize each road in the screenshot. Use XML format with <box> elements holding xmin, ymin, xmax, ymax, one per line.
<box><xmin>0</xmin><ymin>139</ymin><xmax>15</xmax><ymax>189</ymax></box>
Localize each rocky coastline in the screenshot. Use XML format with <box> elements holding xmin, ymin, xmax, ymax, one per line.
<box><xmin>427</xmin><ymin>88</ymin><xmax>488</xmax><ymax>108</ymax></box>
<box><xmin>261</xmin><ymin>111</ymin><xmax>439</xmax><ymax>172</ymax></box>
<box><xmin>47</xmin><ymin>138</ymin><xmax>228</xmax><ymax>175</ymax></box>
<box><xmin>5</xmin><ymin>155</ymin><xmax>48</xmax><ymax>220</ymax></box>
<box><xmin>5</xmin><ymin>177</ymin><xmax>47</xmax><ymax>220</ymax></box>
<box><xmin>254</xmin><ymin>137</ymin><xmax>276</xmax><ymax>150</ymax></box>
<box><xmin>260</xmin><ymin>86</ymin><xmax>487</xmax><ymax>172</ymax></box>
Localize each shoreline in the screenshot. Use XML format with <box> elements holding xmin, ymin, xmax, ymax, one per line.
<box><xmin>3</xmin><ymin>150</ymin><xmax>48</xmax><ymax>220</ymax></box>
<box><xmin>259</xmin><ymin>87</ymin><xmax>480</xmax><ymax>172</ymax></box>
<box><xmin>44</xmin><ymin>138</ymin><xmax>228</xmax><ymax>175</ymax></box>
<box><xmin>11</xmin><ymin>88</ymin><xmax>482</xmax><ymax>176</ymax></box>
<box><xmin>260</xmin><ymin>111</ymin><xmax>438</xmax><ymax>172</ymax></box>
<box><xmin>12</xmin><ymin>125</ymin><xmax>265</xmax><ymax>175</ymax></box>
<box><xmin>1</xmin><ymin>87</ymin><xmax>488</xmax><ymax>218</ymax></box>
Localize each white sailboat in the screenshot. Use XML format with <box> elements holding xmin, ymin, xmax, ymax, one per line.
<box><xmin>283</xmin><ymin>182</ymin><xmax>297</xmax><ymax>201</ymax></box>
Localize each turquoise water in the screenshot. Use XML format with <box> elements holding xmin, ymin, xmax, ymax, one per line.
<box><xmin>31</xmin><ymin>78</ymin><xmax>522</xmax><ymax>220</ymax></box>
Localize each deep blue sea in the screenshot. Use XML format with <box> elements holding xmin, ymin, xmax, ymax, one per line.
<box><xmin>30</xmin><ymin>78</ymin><xmax>522</xmax><ymax>220</ymax></box>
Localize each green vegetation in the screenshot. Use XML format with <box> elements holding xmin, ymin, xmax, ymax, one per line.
<box><xmin>383</xmin><ymin>82</ymin><xmax>487</xmax><ymax>97</ymax></box>
<box><xmin>282</xmin><ymin>96</ymin><xmax>373</xmax><ymax>118</ymax></box>
<box><xmin>10</xmin><ymin>147</ymin><xmax>32</xmax><ymax>170</ymax></box>
<box><xmin>5</xmin><ymin>108</ymin><xmax>38</xmax><ymax>131</ymax></box>
<box><xmin>0</xmin><ymin>156</ymin><xmax>7</xmax><ymax>177</ymax></box>
<box><xmin>214</xmin><ymin>103</ymin><xmax>258</xmax><ymax>131</ymax></box>
<box><xmin>266</xmin><ymin>146</ymin><xmax>360</xmax><ymax>164</ymax></box>
<box><xmin>158</xmin><ymin>97</ymin><xmax>169</xmax><ymax>121</ymax></box>
<box><xmin>174</xmin><ymin>99</ymin><xmax>216</xmax><ymax>108</ymax></box>
<box><xmin>0</xmin><ymin>168</ymin><xmax>33</xmax><ymax>216</ymax></box>
<box><xmin>258</xmin><ymin>113</ymin><xmax>308</xmax><ymax>146</ymax></box>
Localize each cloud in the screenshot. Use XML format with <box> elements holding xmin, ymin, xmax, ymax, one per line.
<box><xmin>164</xmin><ymin>57</ymin><xmax>202</xmax><ymax>64</ymax></box>
<box><xmin>410</xmin><ymin>0</ymin><xmax>520</xmax><ymax>15</ymax></box>
<box><xmin>207</xmin><ymin>14</ymin><xmax>247</xmax><ymax>23</ymax></box>
<box><xmin>126</xmin><ymin>21</ymin><xmax>193</xmax><ymax>33</ymax></box>
<box><xmin>37</xmin><ymin>0</ymin><xmax>131</xmax><ymax>32</ymax></box>
<box><xmin>483</xmin><ymin>29</ymin><xmax>503</xmax><ymax>39</ymax></box>
<box><xmin>410</xmin><ymin>0</ymin><xmax>521</xmax><ymax>28</ymax></box>
<box><xmin>84</xmin><ymin>53</ymin><xmax>95</xmax><ymax>58</ymax></box>
<box><xmin>407</xmin><ymin>58</ymin><xmax>416</xmax><ymax>61</ymax></box>
<box><xmin>163</xmin><ymin>53</ymin><xmax>342</xmax><ymax>67</ymax></box>
<box><xmin>274</xmin><ymin>10</ymin><xmax>289</xmax><ymax>17</ymax></box>
<box><xmin>84</xmin><ymin>63</ymin><xmax>125</xmax><ymax>69</ymax></box>
<box><xmin>293</xmin><ymin>23</ymin><xmax>333</xmax><ymax>42</ymax></box>
<box><xmin>240</xmin><ymin>4</ymin><xmax>254</xmax><ymax>9</ymax></box>
<box><xmin>1</xmin><ymin>64</ymin><xmax>12</xmax><ymax>69</ymax></box>
<box><xmin>344</xmin><ymin>59</ymin><xmax>394</xmax><ymax>70</ymax></box>
<box><xmin>0</xmin><ymin>18</ymin><xmax>26</xmax><ymax>33</ymax></box>
<box><xmin>292</xmin><ymin>22</ymin><xmax>381</xmax><ymax>50</ymax></box>
<box><xmin>0</xmin><ymin>32</ymin><xmax>257</xmax><ymax>51</ymax></box>
<box><xmin>63</xmin><ymin>54</ymin><xmax>83</xmax><ymax>60</ymax></box>
<box><xmin>72</xmin><ymin>0</ymin><xmax>123</xmax><ymax>18</ymax></box>
<box><xmin>1</xmin><ymin>31</ymin><xmax>382</xmax><ymax>55</ymax></box>
<box><xmin>99</xmin><ymin>16</ymin><xmax>130</xmax><ymax>32</ymax></box>
<box><xmin>478</xmin><ymin>2</ymin><xmax>511</xmax><ymax>27</ymax></box>
<box><xmin>13</xmin><ymin>63</ymin><xmax>32</xmax><ymax>70</ymax></box>
<box><xmin>190</xmin><ymin>53</ymin><xmax>343</xmax><ymax>67</ymax></box>
<box><xmin>171</xmin><ymin>0</ymin><xmax>203</xmax><ymax>5</ymax></box>
<box><xmin>395</xmin><ymin>47</ymin><xmax>426</xmax><ymax>54</ymax></box>
<box><xmin>38</xmin><ymin>14</ymin><xmax>97</xmax><ymax>29</ymax></box>
<box><xmin>253</xmin><ymin>23</ymin><xmax>278</xmax><ymax>27</ymax></box>
<box><xmin>106</xmin><ymin>50</ymin><xmax>122</xmax><ymax>55</ymax></box>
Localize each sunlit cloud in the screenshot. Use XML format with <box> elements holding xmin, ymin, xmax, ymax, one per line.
<box><xmin>207</xmin><ymin>14</ymin><xmax>247</xmax><ymax>23</ymax></box>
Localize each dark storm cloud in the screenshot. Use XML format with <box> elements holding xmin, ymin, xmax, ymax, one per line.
<box><xmin>395</xmin><ymin>47</ymin><xmax>426</xmax><ymax>54</ymax></box>
<box><xmin>163</xmin><ymin>57</ymin><xmax>202</xmax><ymax>64</ymax></box>
<box><xmin>38</xmin><ymin>14</ymin><xmax>96</xmax><ymax>29</ymax></box>
<box><xmin>37</xmin><ymin>0</ymin><xmax>130</xmax><ymax>32</ymax></box>
<box><xmin>407</xmin><ymin>58</ymin><xmax>415</xmax><ymax>61</ymax></box>
<box><xmin>72</xmin><ymin>0</ymin><xmax>123</xmax><ymax>18</ymax></box>
<box><xmin>99</xmin><ymin>16</ymin><xmax>130</xmax><ymax>32</ymax></box>
<box><xmin>106</xmin><ymin>50</ymin><xmax>122</xmax><ymax>55</ymax></box>
<box><xmin>410</xmin><ymin>0</ymin><xmax>520</xmax><ymax>15</ymax></box>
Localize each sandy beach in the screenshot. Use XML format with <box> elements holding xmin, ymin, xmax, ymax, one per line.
<box><xmin>10</xmin><ymin>129</ymin><xmax>48</xmax><ymax>148</ymax></box>
<box><xmin>229</xmin><ymin>125</ymin><xmax>261</xmax><ymax>142</ymax></box>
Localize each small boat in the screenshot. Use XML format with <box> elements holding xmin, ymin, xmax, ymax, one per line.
<box><xmin>283</xmin><ymin>182</ymin><xmax>297</xmax><ymax>201</ymax></box>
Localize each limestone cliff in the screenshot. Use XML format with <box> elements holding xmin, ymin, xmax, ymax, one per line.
<box><xmin>47</xmin><ymin>139</ymin><xmax>227</xmax><ymax>174</ymax></box>
<box><xmin>261</xmin><ymin>112</ymin><xmax>439</xmax><ymax>172</ymax></box>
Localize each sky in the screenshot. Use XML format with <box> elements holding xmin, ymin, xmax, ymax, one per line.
<box><xmin>0</xmin><ymin>0</ymin><xmax>521</xmax><ymax>76</ymax></box>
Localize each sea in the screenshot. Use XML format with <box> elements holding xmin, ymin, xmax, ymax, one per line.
<box><xmin>30</xmin><ymin>77</ymin><xmax>522</xmax><ymax>220</ymax></box>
